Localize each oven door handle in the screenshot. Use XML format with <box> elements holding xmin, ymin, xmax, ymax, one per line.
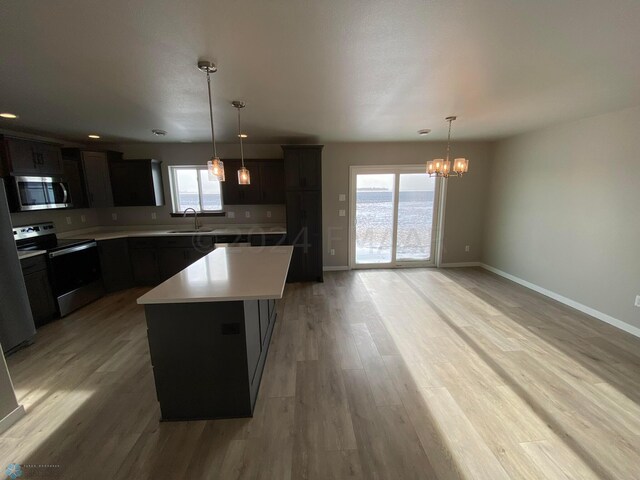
<box><xmin>48</xmin><ymin>241</ymin><xmax>97</xmax><ymax>258</ymax></box>
<box><xmin>59</xmin><ymin>182</ymin><xmax>69</xmax><ymax>204</ymax></box>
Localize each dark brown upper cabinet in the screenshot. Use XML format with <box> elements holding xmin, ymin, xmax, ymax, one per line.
<box><xmin>283</xmin><ymin>145</ymin><xmax>323</xmax><ymax>191</ymax></box>
<box><xmin>221</xmin><ymin>159</ymin><xmax>284</xmax><ymax>206</ymax></box>
<box><xmin>109</xmin><ymin>158</ymin><xmax>165</xmax><ymax>207</ymax></box>
<box><xmin>1</xmin><ymin>136</ymin><xmax>64</xmax><ymax>177</ymax></box>
<box><xmin>61</xmin><ymin>148</ymin><xmax>118</xmax><ymax>208</ymax></box>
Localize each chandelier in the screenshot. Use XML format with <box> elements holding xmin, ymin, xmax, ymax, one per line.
<box><xmin>426</xmin><ymin>116</ymin><xmax>469</xmax><ymax>178</ymax></box>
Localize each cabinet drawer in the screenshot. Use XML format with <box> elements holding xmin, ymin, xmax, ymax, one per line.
<box><xmin>215</xmin><ymin>234</ymin><xmax>249</xmax><ymax>244</ymax></box>
<box><xmin>250</xmin><ymin>233</ymin><xmax>287</xmax><ymax>246</ymax></box>
<box><xmin>156</xmin><ymin>236</ymin><xmax>199</xmax><ymax>248</ymax></box>
<box><xmin>129</xmin><ymin>237</ymin><xmax>158</xmax><ymax>249</ymax></box>
<box><xmin>20</xmin><ymin>254</ymin><xmax>48</xmax><ymax>275</ymax></box>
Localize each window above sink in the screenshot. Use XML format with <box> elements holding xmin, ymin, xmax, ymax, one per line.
<box><xmin>168</xmin><ymin>166</ymin><xmax>224</xmax><ymax>214</ymax></box>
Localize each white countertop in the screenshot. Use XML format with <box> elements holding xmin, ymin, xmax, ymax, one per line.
<box><xmin>136</xmin><ymin>246</ymin><xmax>293</xmax><ymax>305</ymax></box>
<box><xmin>17</xmin><ymin>250</ymin><xmax>46</xmax><ymax>260</ymax></box>
<box><xmin>58</xmin><ymin>224</ymin><xmax>287</xmax><ymax>241</ymax></box>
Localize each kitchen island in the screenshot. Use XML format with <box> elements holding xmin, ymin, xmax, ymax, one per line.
<box><xmin>137</xmin><ymin>245</ymin><xmax>293</xmax><ymax>421</ymax></box>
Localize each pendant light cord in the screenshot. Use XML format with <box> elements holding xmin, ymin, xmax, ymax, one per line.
<box><xmin>446</xmin><ymin>118</ymin><xmax>453</xmax><ymax>162</ymax></box>
<box><xmin>237</xmin><ymin>106</ymin><xmax>245</xmax><ymax>167</ymax></box>
<box><xmin>206</xmin><ymin>71</ymin><xmax>217</xmax><ymax>158</ymax></box>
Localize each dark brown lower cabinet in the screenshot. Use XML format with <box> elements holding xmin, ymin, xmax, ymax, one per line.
<box><xmin>129</xmin><ymin>236</ymin><xmax>215</xmax><ymax>286</ymax></box>
<box><xmin>20</xmin><ymin>255</ymin><xmax>57</xmax><ymax>327</ymax></box>
<box><xmin>130</xmin><ymin>247</ymin><xmax>161</xmax><ymax>286</ymax></box>
<box><xmin>97</xmin><ymin>239</ymin><xmax>134</xmax><ymax>292</ymax></box>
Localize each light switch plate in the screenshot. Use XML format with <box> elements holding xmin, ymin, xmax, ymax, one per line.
<box><xmin>245</xmin><ymin>211</ymin><xmax>251</xmax><ymax>218</ymax></box>
<box><xmin>227</xmin><ymin>211</ymin><xmax>235</xmax><ymax>219</ymax></box>
<box><xmin>339</xmin><ymin>194</ymin><xmax>346</xmax><ymax>202</ymax></box>
<box><xmin>267</xmin><ymin>211</ymin><xmax>272</xmax><ymax>218</ymax></box>
<box><xmin>465</xmin><ymin>245</ymin><xmax>470</xmax><ymax>252</ymax></box>
<box><xmin>151</xmin><ymin>212</ymin><xmax>157</xmax><ymax>220</ymax></box>
<box><xmin>635</xmin><ymin>295</ymin><xmax>640</xmax><ymax>307</ymax></box>
<box><xmin>80</xmin><ymin>215</ymin><xmax>86</xmax><ymax>223</ymax></box>
<box><xmin>339</xmin><ymin>209</ymin><xmax>346</xmax><ymax>217</ymax></box>
<box><xmin>111</xmin><ymin>213</ymin><xmax>118</xmax><ymax>221</ymax></box>
<box><xmin>330</xmin><ymin>249</ymin><xmax>335</xmax><ymax>256</ymax></box>
<box><xmin>65</xmin><ymin>216</ymin><xmax>72</xmax><ymax>225</ymax></box>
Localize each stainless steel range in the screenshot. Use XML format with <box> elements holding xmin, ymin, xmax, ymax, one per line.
<box><xmin>14</xmin><ymin>222</ymin><xmax>104</xmax><ymax>317</ymax></box>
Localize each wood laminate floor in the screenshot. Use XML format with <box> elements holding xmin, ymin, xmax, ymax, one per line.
<box><xmin>1</xmin><ymin>268</ymin><xmax>640</xmax><ymax>479</ymax></box>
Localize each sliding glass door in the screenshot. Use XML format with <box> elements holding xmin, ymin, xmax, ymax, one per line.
<box><xmin>350</xmin><ymin>166</ymin><xmax>440</xmax><ymax>268</ymax></box>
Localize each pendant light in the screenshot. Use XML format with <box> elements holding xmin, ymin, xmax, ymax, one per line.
<box><xmin>426</xmin><ymin>116</ymin><xmax>469</xmax><ymax>178</ymax></box>
<box><xmin>232</xmin><ymin>100</ymin><xmax>250</xmax><ymax>185</ymax></box>
<box><xmin>198</xmin><ymin>60</ymin><xmax>225</xmax><ymax>182</ymax></box>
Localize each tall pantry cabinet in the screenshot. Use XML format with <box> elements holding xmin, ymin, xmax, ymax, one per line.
<box><xmin>282</xmin><ymin>145</ymin><xmax>323</xmax><ymax>283</ymax></box>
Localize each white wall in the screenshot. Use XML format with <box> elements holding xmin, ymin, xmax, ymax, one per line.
<box><xmin>483</xmin><ymin>106</ymin><xmax>640</xmax><ymax>331</ymax></box>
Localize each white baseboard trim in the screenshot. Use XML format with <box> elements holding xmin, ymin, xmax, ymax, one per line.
<box><xmin>480</xmin><ymin>263</ymin><xmax>640</xmax><ymax>339</ymax></box>
<box><xmin>323</xmin><ymin>266</ymin><xmax>351</xmax><ymax>272</ymax></box>
<box><xmin>0</xmin><ymin>405</ymin><xmax>25</xmax><ymax>435</ymax></box>
<box><xmin>439</xmin><ymin>262</ymin><xmax>481</xmax><ymax>268</ymax></box>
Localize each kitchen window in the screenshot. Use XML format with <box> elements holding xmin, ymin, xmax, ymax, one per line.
<box><xmin>168</xmin><ymin>166</ymin><xmax>224</xmax><ymax>213</ymax></box>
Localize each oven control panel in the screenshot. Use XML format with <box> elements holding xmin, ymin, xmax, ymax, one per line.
<box><xmin>13</xmin><ymin>222</ymin><xmax>57</xmax><ymax>241</ymax></box>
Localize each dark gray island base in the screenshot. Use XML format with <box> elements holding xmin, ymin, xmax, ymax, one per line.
<box><xmin>136</xmin><ymin>245</ymin><xmax>293</xmax><ymax>421</ymax></box>
<box><xmin>145</xmin><ymin>297</ymin><xmax>277</xmax><ymax>420</ymax></box>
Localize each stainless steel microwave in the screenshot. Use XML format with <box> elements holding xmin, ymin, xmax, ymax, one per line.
<box><xmin>7</xmin><ymin>175</ymin><xmax>72</xmax><ymax>211</ymax></box>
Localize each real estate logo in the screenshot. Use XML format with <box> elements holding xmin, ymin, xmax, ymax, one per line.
<box><xmin>5</xmin><ymin>463</ymin><xmax>23</xmax><ymax>479</ymax></box>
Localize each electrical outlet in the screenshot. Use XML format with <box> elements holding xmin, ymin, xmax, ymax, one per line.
<box><xmin>111</xmin><ymin>213</ymin><xmax>118</xmax><ymax>221</ymax></box>
<box><xmin>339</xmin><ymin>209</ymin><xmax>346</xmax><ymax>217</ymax></box>
<box><xmin>330</xmin><ymin>249</ymin><xmax>335</xmax><ymax>256</ymax></box>
<box><xmin>151</xmin><ymin>212</ymin><xmax>157</xmax><ymax>220</ymax></box>
<box><xmin>80</xmin><ymin>214</ymin><xmax>86</xmax><ymax>223</ymax></box>
<box><xmin>339</xmin><ymin>194</ymin><xmax>346</xmax><ymax>202</ymax></box>
<box><xmin>245</xmin><ymin>211</ymin><xmax>251</xmax><ymax>218</ymax></box>
<box><xmin>635</xmin><ymin>295</ymin><xmax>640</xmax><ymax>308</ymax></box>
<box><xmin>267</xmin><ymin>211</ymin><xmax>272</xmax><ymax>218</ymax></box>
<box><xmin>465</xmin><ymin>245</ymin><xmax>470</xmax><ymax>252</ymax></box>
<box><xmin>65</xmin><ymin>216</ymin><xmax>72</xmax><ymax>225</ymax></box>
<box><xmin>227</xmin><ymin>211</ymin><xmax>235</xmax><ymax>219</ymax></box>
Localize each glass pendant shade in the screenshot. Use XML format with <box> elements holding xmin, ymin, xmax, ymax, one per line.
<box><xmin>238</xmin><ymin>166</ymin><xmax>251</xmax><ymax>185</ymax></box>
<box><xmin>207</xmin><ymin>157</ymin><xmax>225</xmax><ymax>181</ymax></box>
<box><xmin>453</xmin><ymin>158</ymin><xmax>469</xmax><ymax>175</ymax></box>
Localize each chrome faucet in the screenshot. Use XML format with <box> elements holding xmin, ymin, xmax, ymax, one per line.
<box><xmin>183</xmin><ymin>208</ymin><xmax>201</xmax><ymax>231</ymax></box>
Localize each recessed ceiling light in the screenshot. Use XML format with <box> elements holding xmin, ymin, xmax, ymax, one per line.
<box><xmin>238</xmin><ymin>133</ymin><xmax>248</xmax><ymax>138</ymax></box>
<box><xmin>88</xmin><ymin>134</ymin><xmax>101</xmax><ymax>139</ymax></box>
<box><xmin>418</xmin><ymin>129</ymin><xmax>431</xmax><ymax>136</ymax></box>
<box><xmin>152</xmin><ymin>129</ymin><xmax>167</xmax><ymax>136</ymax></box>
<box><xmin>0</xmin><ymin>113</ymin><xmax>18</xmax><ymax>119</ymax></box>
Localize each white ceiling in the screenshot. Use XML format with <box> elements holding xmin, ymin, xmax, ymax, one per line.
<box><xmin>1</xmin><ymin>0</ymin><xmax>640</xmax><ymax>143</ymax></box>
